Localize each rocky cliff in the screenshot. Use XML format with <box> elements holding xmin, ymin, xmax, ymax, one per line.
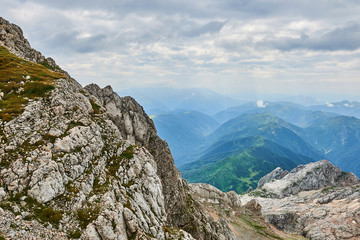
<box><xmin>252</xmin><ymin>160</ymin><xmax>359</xmax><ymax>198</ymax></box>
<box><xmin>0</xmin><ymin>16</ymin><xmax>309</xmax><ymax>240</ymax></box>
<box><xmin>0</xmin><ymin>16</ymin><xmax>246</xmax><ymax>240</ymax></box>
<box><xmin>241</xmin><ymin>160</ymin><xmax>360</xmax><ymax>240</ymax></box>
<box><xmin>189</xmin><ymin>183</ymin><xmax>307</xmax><ymax>240</ymax></box>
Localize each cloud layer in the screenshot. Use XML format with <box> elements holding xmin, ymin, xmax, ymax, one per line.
<box><xmin>1</xmin><ymin>0</ymin><xmax>359</xmax><ymax>100</ymax></box>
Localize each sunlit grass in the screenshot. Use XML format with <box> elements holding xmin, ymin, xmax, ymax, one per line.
<box><xmin>0</xmin><ymin>46</ymin><xmax>65</xmax><ymax>121</ymax></box>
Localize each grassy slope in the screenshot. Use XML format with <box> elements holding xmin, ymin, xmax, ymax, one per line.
<box><xmin>0</xmin><ymin>46</ymin><xmax>64</xmax><ymax>121</ymax></box>
<box><xmin>208</xmin><ymin>113</ymin><xmax>323</xmax><ymax>161</ymax></box>
<box><xmin>181</xmin><ymin>136</ymin><xmax>314</xmax><ymax>193</ymax></box>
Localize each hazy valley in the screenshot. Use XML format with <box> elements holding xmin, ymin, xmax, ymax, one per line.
<box><xmin>143</xmin><ymin>95</ymin><xmax>360</xmax><ymax>193</ymax></box>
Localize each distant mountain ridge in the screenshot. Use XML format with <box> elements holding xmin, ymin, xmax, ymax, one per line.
<box><xmin>180</xmin><ymin>136</ymin><xmax>316</xmax><ymax>193</ymax></box>
<box><xmin>310</xmin><ymin>100</ymin><xmax>360</xmax><ymax>119</ymax></box>
<box><xmin>208</xmin><ymin>113</ymin><xmax>323</xmax><ymax>161</ymax></box>
<box><xmin>213</xmin><ymin>101</ymin><xmax>339</xmax><ymax>126</ymax></box>
<box><xmin>179</xmin><ymin>112</ymin><xmax>325</xmax><ymax>193</ymax></box>
<box><xmin>179</xmin><ymin>112</ymin><xmax>360</xmax><ymax>193</ymax></box>
<box><xmin>118</xmin><ymin>87</ymin><xmax>243</xmax><ymax>115</ymax></box>
<box><xmin>304</xmin><ymin>115</ymin><xmax>360</xmax><ymax>176</ymax></box>
<box><xmin>152</xmin><ymin>110</ymin><xmax>220</xmax><ymax>165</ymax></box>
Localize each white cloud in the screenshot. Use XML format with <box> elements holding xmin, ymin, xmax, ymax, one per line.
<box><xmin>0</xmin><ymin>0</ymin><xmax>359</xmax><ymax>100</ymax></box>
<box><xmin>343</xmin><ymin>103</ymin><xmax>353</xmax><ymax>108</ymax></box>
<box><xmin>256</xmin><ymin>100</ymin><xmax>267</xmax><ymax>108</ymax></box>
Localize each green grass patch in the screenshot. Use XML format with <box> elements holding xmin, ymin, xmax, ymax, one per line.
<box><xmin>92</xmin><ymin>177</ymin><xmax>109</xmax><ymax>194</ymax></box>
<box><xmin>76</xmin><ymin>204</ymin><xmax>101</xmax><ymax>229</ymax></box>
<box><xmin>0</xmin><ymin>46</ymin><xmax>64</xmax><ymax>121</ymax></box>
<box><xmin>89</xmin><ymin>99</ymin><xmax>100</xmax><ymax>114</ymax></box>
<box><xmin>249</xmin><ymin>188</ymin><xmax>272</xmax><ymax>198</ymax></box>
<box><xmin>238</xmin><ymin>214</ymin><xmax>282</xmax><ymax>239</ymax></box>
<box><xmin>22</xmin><ymin>82</ymin><xmax>55</xmax><ymax>97</ymax></box>
<box><xmin>40</xmin><ymin>58</ymin><xmax>62</xmax><ymax>71</ymax></box>
<box><xmin>65</xmin><ymin>181</ymin><xmax>80</xmax><ymax>194</ymax></box>
<box><xmin>0</xmin><ymin>202</ymin><xmax>12</xmax><ymax>212</ymax></box>
<box><xmin>121</xmin><ymin>145</ymin><xmax>134</xmax><ymax>159</ymax></box>
<box><xmin>33</xmin><ymin>207</ymin><xmax>63</xmax><ymax>227</ymax></box>
<box><xmin>0</xmin><ymin>159</ymin><xmax>11</xmax><ymax>169</ymax></box>
<box><xmin>321</xmin><ymin>186</ymin><xmax>336</xmax><ymax>193</ymax></box>
<box><xmin>107</xmin><ymin>145</ymin><xmax>135</xmax><ymax>176</ymax></box>
<box><xmin>43</xmin><ymin>134</ymin><xmax>57</xmax><ymax>143</ymax></box>
<box><xmin>8</xmin><ymin>192</ymin><xmax>63</xmax><ymax>228</ymax></box>
<box><xmin>67</xmin><ymin>229</ymin><xmax>82</xmax><ymax>239</ymax></box>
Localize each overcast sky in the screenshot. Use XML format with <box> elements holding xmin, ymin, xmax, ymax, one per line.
<box><xmin>1</xmin><ymin>0</ymin><xmax>359</xmax><ymax>101</ymax></box>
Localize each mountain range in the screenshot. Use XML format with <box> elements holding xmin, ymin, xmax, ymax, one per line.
<box><xmin>153</xmin><ymin>102</ymin><xmax>360</xmax><ymax>193</ymax></box>
<box><xmin>117</xmin><ymin>87</ymin><xmax>243</xmax><ymax>115</ymax></box>
<box><xmin>1</xmin><ymin>16</ymin><xmax>360</xmax><ymax>240</ymax></box>
<box><xmin>151</xmin><ymin>110</ymin><xmax>219</xmax><ymax>163</ymax></box>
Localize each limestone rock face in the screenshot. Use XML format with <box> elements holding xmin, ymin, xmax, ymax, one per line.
<box><xmin>84</xmin><ymin>84</ymin><xmax>238</xmax><ymax>239</ymax></box>
<box><xmin>190</xmin><ymin>183</ymin><xmax>241</xmax><ymax>207</ymax></box>
<box><xmin>241</xmin><ymin>160</ymin><xmax>360</xmax><ymax>240</ymax></box>
<box><xmin>255</xmin><ymin>160</ymin><xmax>359</xmax><ymax>198</ymax></box>
<box><xmin>257</xmin><ymin>167</ymin><xmax>289</xmax><ymax>188</ymax></box>
<box><xmin>189</xmin><ymin>183</ymin><xmax>306</xmax><ymax>240</ymax></box>
<box><xmin>0</xmin><ymin>16</ymin><xmax>241</xmax><ymax>240</ymax></box>
<box><xmin>0</xmin><ymin>17</ymin><xmax>58</xmax><ymax>67</ymax></box>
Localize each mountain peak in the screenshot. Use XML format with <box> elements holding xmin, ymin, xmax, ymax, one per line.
<box><xmin>0</xmin><ymin>16</ymin><xmax>251</xmax><ymax>240</ymax></box>
<box><xmin>241</xmin><ymin>160</ymin><xmax>360</xmax><ymax>239</ymax></box>
<box><xmin>0</xmin><ymin>17</ymin><xmax>57</xmax><ymax>70</ymax></box>
<box><xmin>251</xmin><ymin>160</ymin><xmax>359</xmax><ymax>198</ymax></box>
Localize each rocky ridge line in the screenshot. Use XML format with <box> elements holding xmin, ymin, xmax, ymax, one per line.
<box><xmin>0</xmin><ymin>16</ymin><xmax>240</xmax><ymax>240</ymax></box>
<box><xmin>252</xmin><ymin>160</ymin><xmax>359</xmax><ymax>198</ymax></box>
<box><xmin>241</xmin><ymin>160</ymin><xmax>360</xmax><ymax>240</ymax></box>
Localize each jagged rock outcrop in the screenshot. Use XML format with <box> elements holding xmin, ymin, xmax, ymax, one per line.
<box><xmin>241</xmin><ymin>160</ymin><xmax>360</xmax><ymax>240</ymax></box>
<box><xmin>257</xmin><ymin>167</ymin><xmax>288</xmax><ymax>188</ymax></box>
<box><xmin>0</xmin><ymin>17</ymin><xmax>59</xmax><ymax>69</ymax></box>
<box><xmin>0</xmin><ymin>16</ymin><xmax>244</xmax><ymax>240</ymax></box>
<box><xmin>189</xmin><ymin>183</ymin><xmax>306</xmax><ymax>240</ymax></box>
<box><xmin>252</xmin><ymin>160</ymin><xmax>359</xmax><ymax>198</ymax></box>
<box><xmin>189</xmin><ymin>183</ymin><xmax>241</xmax><ymax>207</ymax></box>
<box><xmin>83</xmin><ymin>84</ymin><xmax>238</xmax><ymax>239</ymax></box>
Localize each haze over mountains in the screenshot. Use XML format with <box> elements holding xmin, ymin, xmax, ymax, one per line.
<box><xmin>118</xmin><ymin>87</ymin><xmax>243</xmax><ymax>115</ymax></box>
<box><xmin>1</xmin><ymin>14</ymin><xmax>360</xmax><ymax>240</ymax></box>
<box><xmin>140</xmin><ymin>90</ymin><xmax>360</xmax><ymax>193</ymax></box>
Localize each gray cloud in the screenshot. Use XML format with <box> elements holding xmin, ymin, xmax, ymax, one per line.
<box><xmin>182</xmin><ymin>20</ymin><xmax>227</xmax><ymax>37</ymax></box>
<box><xmin>47</xmin><ymin>32</ymin><xmax>107</xmax><ymax>53</ymax></box>
<box><xmin>1</xmin><ymin>0</ymin><xmax>360</xmax><ymax>99</ymax></box>
<box><xmin>262</xmin><ymin>23</ymin><xmax>360</xmax><ymax>51</ymax></box>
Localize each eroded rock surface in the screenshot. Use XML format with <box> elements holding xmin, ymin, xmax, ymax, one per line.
<box><xmin>253</xmin><ymin>160</ymin><xmax>359</xmax><ymax>198</ymax></box>
<box><xmin>0</xmin><ymin>17</ymin><xmax>59</xmax><ymax>69</ymax></box>
<box><xmin>190</xmin><ymin>183</ymin><xmax>306</xmax><ymax>240</ymax></box>
<box><xmin>0</xmin><ymin>16</ymin><xmax>242</xmax><ymax>240</ymax></box>
<box><xmin>241</xmin><ymin>160</ymin><xmax>360</xmax><ymax>240</ymax></box>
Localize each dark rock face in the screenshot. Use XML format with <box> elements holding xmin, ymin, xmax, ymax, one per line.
<box><xmin>265</xmin><ymin>212</ymin><xmax>301</xmax><ymax>233</ymax></box>
<box><xmin>244</xmin><ymin>199</ymin><xmax>262</xmax><ymax>218</ymax></box>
